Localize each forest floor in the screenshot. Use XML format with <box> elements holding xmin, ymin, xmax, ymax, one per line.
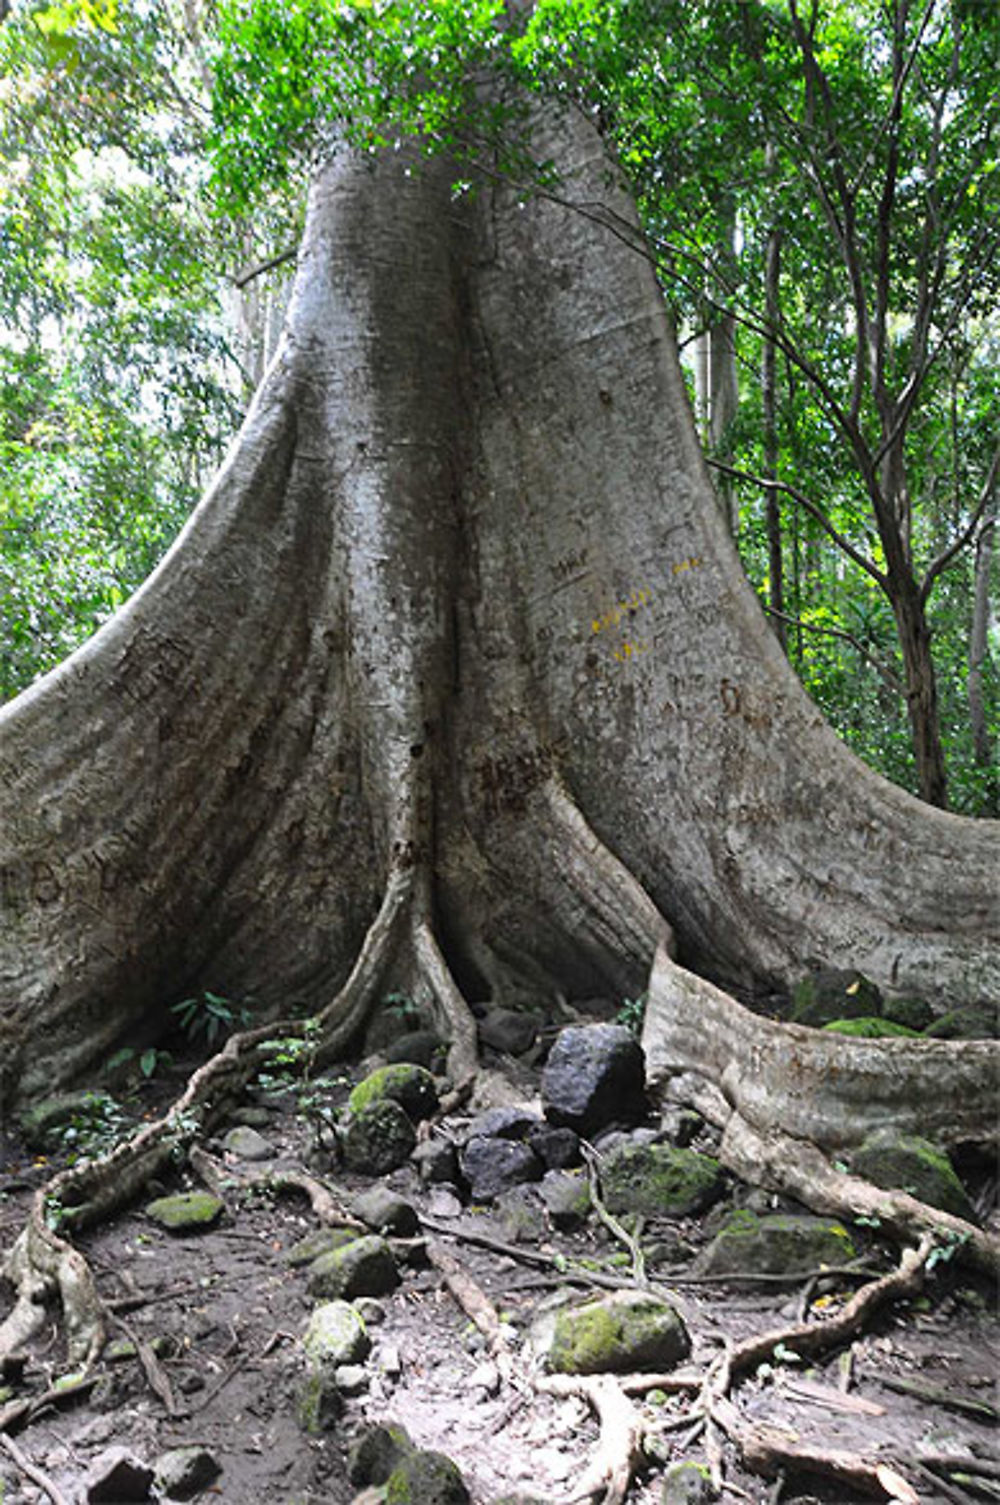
<box><xmin>0</xmin><ymin>1049</ymin><xmax>996</xmax><ymax>1505</ymax></box>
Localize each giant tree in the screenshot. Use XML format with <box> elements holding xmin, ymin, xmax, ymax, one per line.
<box><xmin>0</xmin><ymin>1</ymin><xmax>996</xmax><ymax>1364</ymax></box>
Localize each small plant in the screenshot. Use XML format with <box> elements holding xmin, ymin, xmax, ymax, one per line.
<box><xmin>927</xmin><ymin>1229</ymin><xmax>970</xmax><ymax>1273</ymax></box>
<box><xmin>56</xmin><ymin>1091</ymin><xmax>132</xmax><ymax>1164</ymax></box>
<box><xmin>105</xmin><ymin>1045</ymin><xmax>173</xmax><ymax>1080</ymax></box>
<box><xmin>616</xmin><ymin>994</ymin><xmax>647</xmax><ymax>1036</ymax></box>
<box><xmin>381</xmin><ymin>990</ymin><xmax>421</xmax><ymax>1028</ymax></box>
<box><xmin>171</xmin><ymin>989</ymin><xmax>253</xmax><ymax>1047</ymax></box>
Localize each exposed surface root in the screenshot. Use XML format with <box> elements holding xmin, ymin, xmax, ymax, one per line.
<box><xmin>538</xmin><ymin>1373</ymin><xmax>645</xmax><ymax>1505</ymax></box>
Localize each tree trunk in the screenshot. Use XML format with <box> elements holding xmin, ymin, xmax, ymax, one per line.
<box><xmin>969</xmin><ymin>502</ymin><xmax>996</xmax><ymax>813</ymax></box>
<box><xmin>763</xmin><ymin>217</ymin><xmax>785</xmax><ymax>651</ymax></box>
<box><xmin>890</xmin><ymin>570</ymin><xmax>950</xmax><ymax>809</ymax></box>
<box><xmin>0</xmin><ymin>108</ymin><xmax>997</xmax><ymax>1111</ymax></box>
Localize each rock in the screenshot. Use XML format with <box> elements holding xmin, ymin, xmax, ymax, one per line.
<box><xmin>336</xmin><ymin>1363</ymin><xmax>370</xmax><ymax>1395</ymax></box>
<box><xmin>539</xmin><ymin>1169</ymin><xmax>592</xmax><ymax>1229</ymax></box>
<box><xmin>850</xmin><ymin>1130</ymin><xmax>976</xmax><ymax>1221</ymax></box>
<box><xmin>880</xmin><ymin>995</ymin><xmax>934</xmax><ymax>1032</ymax></box>
<box><xmin>353</xmin><ymin>1185</ymin><xmax>420</xmax><ymax>1237</ymax></box>
<box><xmin>661</xmin><ymin>1460</ymin><xmax>716</xmax><ymax>1504</ymax></box>
<box><xmin>348</xmin><ymin>1425</ymin><xmax>471</xmax><ymax>1504</ymax></box>
<box><xmin>543</xmin><ymin>1289</ymin><xmax>690</xmax><ymax>1375</ymax></box>
<box><xmin>496</xmin><ymin>1187</ymin><xmax>547</xmax><ymax>1244</ymax></box>
<box><xmin>364</xmin><ymin>1002</ymin><xmax>430</xmax><ymax>1054</ymax></box>
<box><xmin>790</xmin><ymin>967</ymin><xmax>882</xmax><ymax>1027</ymax></box>
<box><xmin>460</xmin><ymin>1136</ymin><xmax>542</xmax><ymax>1202</ymax></box>
<box><xmin>303</xmin><ymin>1301</ymin><xmax>371</xmax><ymax>1369</ymax></box>
<box><xmin>822</xmin><ymin>1016</ymin><xmax>918</xmax><ymax>1038</ymax></box>
<box><xmin>144</xmin><ymin>1192</ymin><xmax>224</xmax><ymax>1232</ymax></box>
<box><xmin>385</xmin><ymin>1449</ymin><xmax>471</xmax><ymax>1503</ymax></box>
<box><xmin>154</xmin><ymin>1446</ymin><xmax>221</xmax><ymax>1500</ymax></box>
<box><xmin>600</xmin><ymin>1142</ymin><xmax>725</xmax><ymax>1218</ymax></box>
<box><xmin>412</xmin><ymin>1137</ymin><xmax>460</xmax><ymax>1185</ymax></box>
<box><xmin>541</xmin><ymin>1024</ymin><xmax>646</xmax><ymax>1136</ymax></box>
<box><xmin>285</xmin><ymin>1226</ymin><xmax>359</xmax><ymax>1266</ymax></box>
<box><xmin>222</xmin><ymin>1124</ymin><xmax>275</xmax><ymax>1160</ymax></box>
<box><xmin>349</xmin><ymin>1422</ymin><xmax>414</xmax><ymax>1486</ymax></box>
<box><xmin>84</xmin><ymin>1446</ymin><xmax>155</xmax><ymax>1502</ymax></box>
<box><xmin>528</xmin><ymin>1124</ymin><xmax>581</xmax><ymax>1168</ymax></box>
<box><xmin>467</xmin><ymin>1105</ymin><xmax>542</xmax><ymax>1141</ymax></box>
<box><xmin>228</xmin><ymin>1105</ymin><xmax>273</xmax><ymax>1128</ymax></box>
<box><xmin>308</xmin><ymin>1235</ymin><xmax>400</xmax><ymax>1300</ymax></box>
<box><xmin>348</xmin><ymin>1063</ymin><xmax>438</xmax><ymax>1122</ymax></box>
<box><xmin>692</xmin><ymin>1211</ymin><xmax>856</xmax><ymax>1277</ymax></box>
<box><xmin>658</xmin><ymin>1108</ymin><xmax>703</xmax><ymax>1148</ymax></box>
<box><xmin>297</xmin><ymin>1366</ymin><xmax>343</xmax><ymax>1433</ymax></box>
<box><xmin>427</xmin><ymin>1185</ymin><xmax>464</xmax><ymax>1218</ymax></box>
<box><xmin>343</xmin><ymin>1099</ymin><xmax>417</xmax><ymax>1175</ymax></box>
<box><xmin>478</xmin><ymin>1008</ymin><xmax>539</xmax><ymax>1056</ymax></box>
<box><xmin>385</xmin><ymin>1029</ymin><xmax>447</xmax><ymax>1069</ymax></box>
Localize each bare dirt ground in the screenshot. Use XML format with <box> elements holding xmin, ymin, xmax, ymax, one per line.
<box><xmin>0</xmin><ymin>1054</ymin><xmax>996</xmax><ymax>1505</ymax></box>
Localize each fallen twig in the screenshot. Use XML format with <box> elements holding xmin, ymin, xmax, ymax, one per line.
<box><xmin>0</xmin><ymin>1432</ymin><xmax>71</xmax><ymax>1505</ymax></box>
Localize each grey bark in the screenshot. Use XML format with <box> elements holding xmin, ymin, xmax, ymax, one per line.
<box><xmin>0</xmin><ymin>108</ymin><xmax>997</xmax><ymax>1111</ymax></box>
<box><xmin>969</xmin><ymin>502</ymin><xmax>996</xmax><ymax>807</ymax></box>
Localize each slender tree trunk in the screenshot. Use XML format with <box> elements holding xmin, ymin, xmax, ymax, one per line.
<box><xmin>970</xmin><ymin>501</ymin><xmax>997</xmax><ymax>813</ymax></box>
<box><xmin>763</xmin><ymin>215</ymin><xmax>785</xmax><ymax>651</ymax></box>
<box><xmin>0</xmin><ymin>107</ymin><xmax>996</xmax><ymax>1110</ymax></box>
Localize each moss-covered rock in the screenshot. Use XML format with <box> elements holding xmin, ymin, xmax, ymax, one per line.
<box><xmin>347</xmin><ymin>1423</ymin><xmax>469</xmax><ymax>1502</ymax></box>
<box><xmin>600</xmin><ymin>1142</ymin><xmax>724</xmax><ymax>1218</ymax></box>
<box><xmin>822</xmin><ymin>1016</ymin><xmax>918</xmax><ymax>1038</ymax></box>
<box><xmin>307</xmin><ymin>1234</ymin><xmax>399</xmax><ymax>1300</ymax></box>
<box><xmin>343</xmin><ymin>1098</ymin><xmax>417</xmax><ymax>1174</ymax></box>
<box><xmin>545</xmin><ymin>1288</ymin><xmax>690</xmax><ymax>1375</ymax></box>
<box><xmin>791</xmin><ymin>968</ymin><xmax>881</xmax><ymax>1027</ymax></box>
<box><xmin>348</xmin><ymin>1062</ymin><xmax>438</xmax><ymax>1122</ymax></box>
<box><xmin>348</xmin><ymin>1422</ymin><xmax>413</xmax><ymax>1486</ymax></box>
<box><xmin>144</xmin><ymin>1192</ymin><xmax>223</xmax><ymax>1232</ymax></box>
<box><xmin>692</xmin><ymin>1210</ymin><xmax>856</xmax><ymax>1278</ymax></box>
<box><xmin>851</xmin><ymin>1130</ymin><xmax>976</xmax><ymax>1221</ymax></box>
<box><xmin>296</xmin><ymin>1366</ymin><xmax>342</xmax><ymax>1434</ymax></box>
<box><xmin>303</xmin><ymin>1300</ymin><xmax>370</xmax><ymax>1370</ymax></box>
<box><xmin>384</xmin><ymin>1450</ymin><xmax>471</xmax><ymax>1504</ymax></box>
<box><xmin>925</xmin><ymin>1005</ymin><xmax>999</xmax><ymax>1040</ymax></box>
<box><xmin>284</xmin><ymin>1225</ymin><xmax>359</xmax><ymax>1266</ymax></box>
<box><xmin>661</xmin><ymin>1460</ymin><xmax>716</xmax><ymax>1504</ymax></box>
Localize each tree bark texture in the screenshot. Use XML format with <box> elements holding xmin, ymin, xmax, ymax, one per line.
<box><xmin>0</xmin><ymin>109</ymin><xmax>997</xmax><ymax>1109</ymax></box>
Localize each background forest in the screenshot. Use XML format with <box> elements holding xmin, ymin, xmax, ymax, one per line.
<box><xmin>0</xmin><ymin>0</ymin><xmax>996</xmax><ymax>812</ymax></box>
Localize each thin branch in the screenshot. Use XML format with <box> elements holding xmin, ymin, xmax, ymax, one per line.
<box><xmin>920</xmin><ymin>441</ymin><xmax>1000</xmax><ymax>603</ymax></box>
<box><xmin>706</xmin><ymin>459</ymin><xmax>887</xmax><ymax>587</ymax></box>
<box><xmin>849</xmin><ymin>0</ymin><xmax>938</xmax><ymax>198</ymax></box>
<box><xmin>761</xmin><ymin>606</ymin><xmax>903</xmax><ymax>694</ymax></box>
<box><xmin>233</xmin><ymin>247</ymin><xmax>299</xmax><ymax>289</ymax></box>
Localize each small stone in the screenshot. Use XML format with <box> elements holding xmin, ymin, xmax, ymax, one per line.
<box><xmin>85</xmin><ymin>1446</ymin><xmax>154</xmax><ymax>1502</ymax></box>
<box><xmin>284</xmin><ymin>1226</ymin><xmax>359</xmax><ymax>1266</ymax></box>
<box><xmin>385</xmin><ymin>1029</ymin><xmax>447</xmax><ymax>1069</ymax></box>
<box><xmin>466</xmin><ymin>1105</ymin><xmax>541</xmax><ymax>1141</ymax></box>
<box><xmin>348</xmin><ymin>1063</ymin><xmax>438</xmax><ymax>1122</ymax></box>
<box><xmin>528</xmin><ymin>1124</ymin><xmax>581</xmax><ymax>1169</ymax></box>
<box><xmin>468</xmin><ymin>1359</ymin><xmax>501</xmax><ymax>1396</ymax></box>
<box><xmin>542</xmin><ymin>1288</ymin><xmax>690</xmax><ymax>1375</ymax></box>
<box><xmin>661</xmin><ymin>1460</ymin><xmax>716</xmax><ymax>1504</ymax></box>
<box><xmin>297</xmin><ymin>1367</ymin><xmax>343</xmax><ymax>1433</ymax></box>
<box><xmin>348</xmin><ymin>1423</ymin><xmax>414</xmax><ymax>1486</ymax></box>
<box><xmin>154</xmin><ymin>1446</ymin><xmax>221</xmax><ymax>1500</ymax></box>
<box><xmin>851</xmin><ymin>1130</ymin><xmax>976</xmax><ymax>1222</ymax></box>
<box><xmin>144</xmin><ymin>1192</ymin><xmax>224</xmax><ymax>1232</ymax></box>
<box><xmin>539</xmin><ymin>1169</ymin><xmax>591</xmax><ymax>1229</ymax></box>
<box><xmin>600</xmin><ymin>1141</ymin><xmax>724</xmax><ymax>1218</ymax></box>
<box><xmin>541</xmin><ymin>1024</ymin><xmax>647</xmax><ymax>1136</ymax></box>
<box><xmin>478</xmin><ymin>1008</ymin><xmax>539</xmax><ymax>1056</ymax></box>
<box><xmin>692</xmin><ymin>1211</ymin><xmax>856</xmax><ymax>1278</ymax></box>
<box><xmin>228</xmin><ymin>1105</ymin><xmax>273</xmax><ymax>1128</ymax></box>
<box><xmin>460</xmin><ymin>1137</ymin><xmax>542</xmax><ymax>1202</ymax></box>
<box><xmin>379</xmin><ymin>1343</ymin><xmax>403</xmax><ymax>1378</ymax></box>
<box><xmin>355</xmin><ymin>1298</ymin><xmax>388</xmax><ymax>1326</ymax></box>
<box><xmin>412</xmin><ymin>1137</ymin><xmax>460</xmax><ymax>1184</ymax></box>
<box><xmin>353</xmin><ymin>1185</ymin><xmax>420</xmax><ymax>1237</ymax></box>
<box><xmin>427</xmin><ymin>1185</ymin><xmax>464</xmax><ymax>1218</ymax></box>
<box><xmin>222</xmin><ymin>1125</ymin><xmax>275</xmax><ymax>1160</ymax></box>
<box><xmin>335</xmin><ymin>1363</ymin><xmax>370</xmax><ymax>1395</ymax></box>
<box><xmin>303</xmin><ymin>1301</ymin><xmax>371</xmax><ymax>1369</ymax></box>
<box><xmin>343</xmin><ymin>1099</ymin><xmax>417</xmax><ymax>1175</ymax></box>
<box><xmin>307</xmin><ymin>1235</ymin><xmax>399</xmax><ymax>1300</ymax></box>
<box><xmin>496</xmin><ymin>1186</ymin><xmax>546</xmax><ymax>1244</ymax></box>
